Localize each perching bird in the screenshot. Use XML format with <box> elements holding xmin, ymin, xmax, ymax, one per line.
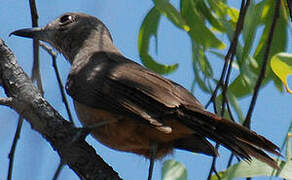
<box><xmin>11</xmin><ymin>12</ymin><xmax>280</xmax><ymax>179</ymax></box>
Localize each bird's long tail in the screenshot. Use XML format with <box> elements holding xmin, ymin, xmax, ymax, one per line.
<box><xmin>181</xmin><ymin>108</ymin><xmax>281</xmax><ymax>169</ymax></box>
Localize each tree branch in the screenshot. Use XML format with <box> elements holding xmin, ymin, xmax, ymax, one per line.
<box><xmin>243</xmin><ymin>0</ymin><xmax>281</xmax><ymax>128</ymax></box>
<box><xmin>207</xmin><ymin>0</ymin><xmax>251</xmax><ymax>178</ymax></box>
<box><xmin>0</xmin><ymin>39</ymin><xmax>122</xmax><ymax>180</ymax></box>
<box><xmin>7</xmin><ymin>115</ymin><xmax>24</xmax><ymax>180</ymax></box>
<box><xmin>40</xmin><ymin>42</ymin><xmax>74</xmax><ymax>124</ymax></box>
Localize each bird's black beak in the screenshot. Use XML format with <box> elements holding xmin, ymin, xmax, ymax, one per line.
<box><xmin>10</xmin><ymin>27</ymin><xmax>48</xmax><ymax>41</ymax></box>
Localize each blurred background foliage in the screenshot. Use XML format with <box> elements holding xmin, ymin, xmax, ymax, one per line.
<box><xmin>137</xmin><ymin>0</ymin><xmax>292</xmax><ymax>179</ymax></box>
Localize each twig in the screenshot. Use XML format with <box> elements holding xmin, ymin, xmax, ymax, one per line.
<box><xmin>206</xmin><ymin>0</ymin><xmax>251</xmax><ymax>178</ymax></box>
<box><xmin>206</xmin><ymin>0</ymin><xmax>249</xmax><ymax>110</ymax></box>
<box><xmin>243</xmin><ymin>0</ymin><xmax>281</xmax><ymax>128</ymax></box>
<box><xmin>40</xmin><ymin>42</ymin><xmax>74</xmax><ymax>180</ymax></box>
<box><xmin>29</xmin><ymin>0</ymin><xmax>43</xmax><ymax>95</ymax></box>
<box><xmin>207</xmin><ymin>144</ymin><xmax>220</xmax><ymax>180</ymax></box>
<box><xmin>226</xmin><ymin>99</ymin><xmax>241</xmax><ymax>168</ymax></box>
<box><xmin>52</xmin><ymin>160</ymin><xmax>65</xmax><ymax>180</ymax></box>
<box><xmin>226</xmin><ymin>99</ymin><xmax>235</xmax><ymax>122</ymax></box>
<box><xmin>220</xmin><ymin>52</ymin><xmax>235</xmax><ymax>117</ymax></box>
<box><xmin>243</xmin><ymin>1</ymin><xmax>281</xmax><ymax>179</ymax></box>
<box><xmin>7</xmin><ymin>115</ymin><xmax>24</xmax><ymax>180</ymax></box>
<box><xmin>39</xmin><ymin>42</ymin><xmax>74</xmax><ymax>124</ymax></box>
<box><xmin>227</xmin><ymin>153</ymin><xmax>234</xmax><ymax>168</ymax></box>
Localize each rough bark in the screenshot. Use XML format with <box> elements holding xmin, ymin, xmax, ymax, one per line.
<box><xmin>0</xmin><ymin>39</ymin><xmax>122</xmax><ymax>180</ymax></box>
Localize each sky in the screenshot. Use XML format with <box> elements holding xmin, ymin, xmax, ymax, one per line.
<box><xmin>0</xmin><ymin>0</ymin><xmax>291</xmax><ymax>180</ymax></box>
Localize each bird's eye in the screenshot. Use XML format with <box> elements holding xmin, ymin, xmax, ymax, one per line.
<box><xmin>59</xmin><ymin>15</ymin><xmax>74</xmax><ymax>25</ymax></box>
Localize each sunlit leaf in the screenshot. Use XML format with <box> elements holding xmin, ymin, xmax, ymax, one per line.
<box><xmin>254</xmin><ymin>0</ymin><xmax>287</xmax><ymax>65</ymax></box>
<box><xmin>138</xmin><ymin>7</ymin><xmax>178</xmax><ymax>74</ymax></box>
<box><xmin>207</xmin><ymin>0</ymin><xmax>239</xmax><ymax>24</ymax></box>
<box><xmin>162</xmin><ymin>159</ymin><xmax>187</xmax><ymax>180</ymax></box>
<box><xmin>271</xmin><ymin>132</ymin><xmax>292</xmax><ymax>177</ymax></box>
<box><xmin>270</xmin><ymin>53</ymin><xmax>292</xmax><ymax>93</ymax></box>
<box><xmin>195</xmin><ymin>0</ymin><xmax>226</xmax><ymax>32</ymax></box>
<box><xmin>153</xmin><ymin>0</ymin><xmax>190</xmax><ymax>31</ymax></box>
<box><xmin>182</xmin><ymin>0</ymin><xmax>226</xmax><ymax>49</ymax></box>
<box><xmin>272</xmin><ymin>72</ymin><xmax>285</xmax><ymax>92</ymax></box>
<box><xmin>210</xmin><ymin>158</ymin><xmax>292</xmax><ymax>180</ymax></box>
<box><xmin>227</xmin><ymin>0</ymin><xmax>287</xmax><ymax>98</ymax></box>
<box><xmin>240</xmin><ymin>1</ymin><xmax>263</xmax><ymax>66</ymax></box>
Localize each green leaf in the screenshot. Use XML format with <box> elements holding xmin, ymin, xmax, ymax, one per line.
<box><xmin>211</xmin><ymin>158</ymin><xmax>292</xmax><ymax>180</ymax></box>
<box><xmin>254</xmin><ymin>0</ymin><xmax>287</xmax><ymax>66</ymax></box>
<box><xmin>207</xmin><ymin>0</ymin><xmax>239</xmax><ymax>24</ymax></box>
<box><xmin>138</xmin><ymin>7</ymin><xmax>178</xmax><ymax>74</ymax></box>
<box><xmin>162</xmin><ymin>159</ymin><xmax>187</xmax><ymax>180</ymax></box>
<box><xmin>208</xmin><ymin>50</ymin><xmax>240</xmax><ymax>70</ymax></box>
<box><xmin>228</xmin><ymin>73</ymin><xmax>256</xmax><ymax>98</ymax></box>
<box><xmin>182</xmin><ymin>0</ymin><xmax>226</xmax><ymax>49</ymax></box>
<box><xmin>227</xmin><ymin>1</ymin><xmax>288</xmax><ymax>98</ymax></box>
<box><xmin>240</xmin><ymin>1</ymin><xmax>263</xmax><ymax>67</ymax></box>
<box><xmin>193</xmin><ymin>44</ymin><xmax>213</xmax><ymax>78</ymax></box>
<box><xmin>271</xmin><ymin>131</ymin><xmax>292</xmax><ymax>178</ymax></box>
<box><xmin>153</xmin><ymin>0</ymin><xmax>190</xmax><ymax>31</ymax></box>
<box><xmin>270</xmin><ymin>53</ymin><xmax>292</xmax><ymax>93</ymax></box>
<box><xmin>226</xmin><ymin>91</ymin><xmax>244</xmax><ymax>123</ymax></box>
<box><xmin>191</xmin><ymin>43</ymin><xmax>213</xmax><ymax>93</ymax></box>
<box><xmin>272</xmin><ymin>72</ymin><xmax>285</xmax><ymax>92</ymax></box>
<box><xmin>195</xmin><ymin>0</ymin><xmax>226</xmax><ymax>32</ymax></box>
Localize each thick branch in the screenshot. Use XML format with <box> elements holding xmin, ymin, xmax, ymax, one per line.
<box><xmin>0</xmin><ymin>39</ymin><xmax>121</xmax><ymax>180</ymax></box>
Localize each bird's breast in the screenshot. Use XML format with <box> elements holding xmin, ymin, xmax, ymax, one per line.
<box><xmin>73</xmin><ymin>101</ymin><xmax>193</xmax><ymax>158</ymax></box>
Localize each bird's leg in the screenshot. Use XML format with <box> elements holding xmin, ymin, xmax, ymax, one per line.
<box><xmin>86</xmin><ymin>119</ymin><xmax>118</xmax><ymax>129</ymax></box>
<box><xmin>72</xmin><ymin>119</ymin><xmax>118</xmax><ymax>143</ymax></box>
<box><xmin>147</xmin><ymin>143</ymin><xmax>157</xmax><ymax>180</ymax></box>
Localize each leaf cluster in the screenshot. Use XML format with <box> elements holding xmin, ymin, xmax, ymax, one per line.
<box><xmin>138</xmin><ymin>0</ymin><xmax>292</xmax><ymax>179</ymax></box>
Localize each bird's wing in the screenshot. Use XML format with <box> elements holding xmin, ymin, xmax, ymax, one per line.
<box><xmin>66</xmin><ymin>51</ymin><xmax>280</xmax><ymax>168</ymax></box>
<box><xmin>66</xmin><ymin>51</ymin><xmax>206</xmax><ymax>129</ymax></box>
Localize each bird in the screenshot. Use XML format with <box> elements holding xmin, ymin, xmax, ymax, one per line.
<box><xmin>11</xmin><ymin>12</ymin><xmax>280</xmax><ymax>179</ymax></box>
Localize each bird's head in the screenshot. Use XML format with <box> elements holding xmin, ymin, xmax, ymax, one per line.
<box><xmin>10</xmin><ymin>12</ymin><xmax>114</xmax><ymax>63</ymax></box>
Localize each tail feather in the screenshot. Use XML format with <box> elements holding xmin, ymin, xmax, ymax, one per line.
<box><xmin>175</xmin><ymin>135</ymin><xmax>219</xmax><ymax>156</ymax></box>
<box><xmin>181</xmin><ymin>108</ymin><xmax>280</xmax><ymax>168</ymax></box>
<box><xmin>236</xmin><ymin>138</ymin><xmax>278</xmax><ymax>168</ymax></box>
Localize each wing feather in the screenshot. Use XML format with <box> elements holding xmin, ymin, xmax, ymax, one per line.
<box><xmin>66</xmin><ymin>51</ymin><xmax>205</xmax><ymax>128</ymax></box>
